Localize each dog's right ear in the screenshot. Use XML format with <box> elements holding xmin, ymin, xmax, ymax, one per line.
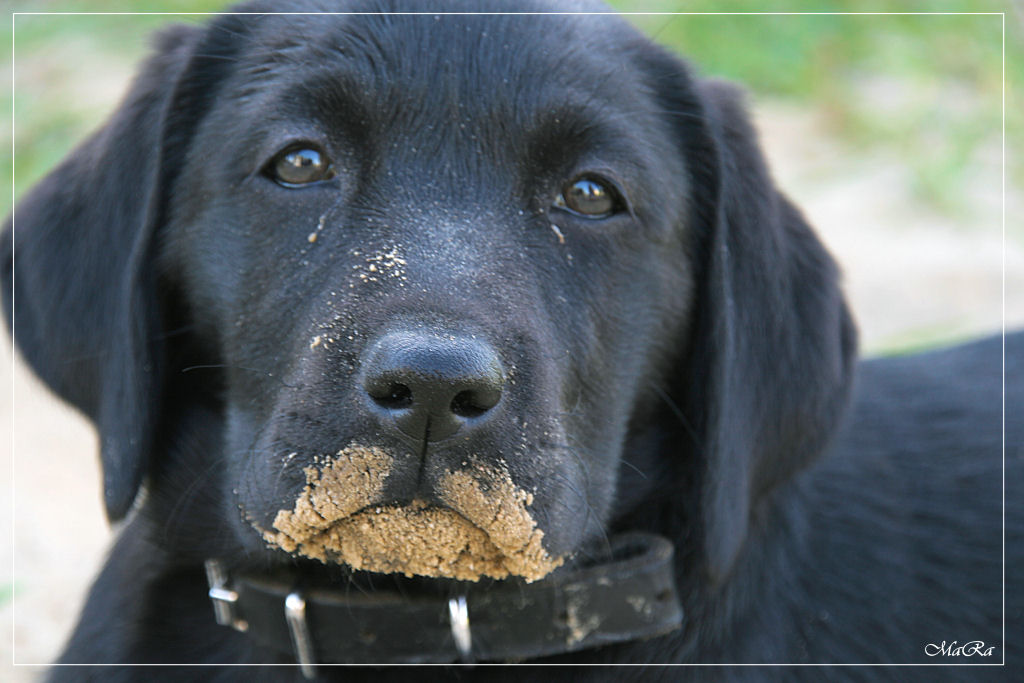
<box><xmin>635</xmin><ymin>42</ymin><xmax>857</xmax><ymax>583</ymax></box>
<box><xmin>1</xmin><ymin>24</ymin><xmax>208</xmax><ymax>521</ymax></box>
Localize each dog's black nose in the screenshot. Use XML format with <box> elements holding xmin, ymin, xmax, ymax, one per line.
<box><xmin>361</xmin><ymin>331</ymin><xmax>504</xmax><ymax>442</ymax></box>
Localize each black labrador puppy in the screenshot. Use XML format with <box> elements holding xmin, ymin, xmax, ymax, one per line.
<box><xmin>4</xmin><ymin>1</ymin><xmax>1020</xmax><ymax>679</ymax></box>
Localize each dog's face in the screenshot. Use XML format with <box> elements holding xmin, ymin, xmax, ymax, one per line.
<box><xmin>165</xmin><ymin>9</ymin><xmax>694</xmax><ymax>578</ymax></box>
<box><xmin>4</xmin><ymin>0</ymin><xmax>856</xmax><ymax>587</ymax></box>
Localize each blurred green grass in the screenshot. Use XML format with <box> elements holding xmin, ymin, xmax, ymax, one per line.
<box><xmin>4</xmin><ymin>2</ymin><xmax>226</xmax><ymax>217</ymax></box>
<box><xmin>3</xmin><ymin>1</ymin><xmax>1020</xmax><ymax>221</ymax></box>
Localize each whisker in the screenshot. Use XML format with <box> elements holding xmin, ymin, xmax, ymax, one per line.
<box><xmin>651</xmin><ymin>383</ymin><xmax>701</xmax><ymax>449</ymax></box>
<box><xmin>618</xmin><ymin>457</ymin><xmax>649</xmax><ymax>480</ymax></box>
<box><xmin>181</xmin><ymin>363</ymin><xmax>301</xmax><ymax>390</ymax></box>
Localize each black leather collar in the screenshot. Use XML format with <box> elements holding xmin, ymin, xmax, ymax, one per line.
<box><xmin>205</xmin><ymin>532</ymin><xmax>682</xmax><ymax>673</ymax></box>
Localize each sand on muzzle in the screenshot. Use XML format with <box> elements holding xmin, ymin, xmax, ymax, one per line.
<box><xmin>259</xmin><ymin>445</ymin><xmax>563</xmax><ymax>582</ymax></box>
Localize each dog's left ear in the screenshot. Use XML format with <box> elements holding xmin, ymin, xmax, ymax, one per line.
<box><xmin>646</xmin><ymin>53</ymin><xmax>858</xmax><ymax>580</ymax></box>
<box><xmin>1</xmin><ymin>25</ymin><xmax>209</xmax><ymax>521</ymax></box>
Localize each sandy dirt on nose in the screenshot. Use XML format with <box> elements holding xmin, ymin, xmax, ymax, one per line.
<box><xmin>260</xmin><ymin>449</ymin><xmax>562</xmax><ymax>582</ymax></box>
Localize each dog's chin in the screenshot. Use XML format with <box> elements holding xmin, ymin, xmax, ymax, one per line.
<box><xmin>265</xmin><ymin>499</ymin><xmax>564</xmax><ymax>583</ymax></box>
<box><xmin>250</xmin><ymin>509</ymin><xmax>607</xmax><ymax>595</ymax></box>
<box><xmin>243</xmin><ymin>444</ymin><xmax>572</xmax><ymax>583</ymax></box>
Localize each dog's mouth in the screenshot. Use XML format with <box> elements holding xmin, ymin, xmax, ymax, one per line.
<box><xmin>256</xmin><ymin>444</ymin><xmax>564</xmax><ymax>582</ymax></box>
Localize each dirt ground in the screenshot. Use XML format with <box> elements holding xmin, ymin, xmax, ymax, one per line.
<box><xmin>1</xmin><ymin>96</ymin><xmax>1021</xmax><ymax>680</ymax></box>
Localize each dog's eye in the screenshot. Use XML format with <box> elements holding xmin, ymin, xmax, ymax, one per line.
<box><xmin>554</xmin><ymin>176</ymin><xmax>622</xmax><ymax>218</ymax></box>
<box><xmin>266</xmin><ymin>146</ymin><xmax>336</xmax><ymax>186</ymax></box>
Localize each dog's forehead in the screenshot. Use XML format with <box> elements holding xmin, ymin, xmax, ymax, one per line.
<box><xmin>227</xmin><ymin>11</ymin><xmax>651</xmax><ymax>129</ymax></box>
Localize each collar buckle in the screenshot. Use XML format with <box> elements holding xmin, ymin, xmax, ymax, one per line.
<box><xmin>447</xmin><ymin>595</ymin><xmax>473</xmax><ymax>662</ymax></box>
<box><xmin>204</xmin><ymin>559</ymin><xmax>248</xmax><ymax>633</ymax></box>
<box><xmin>285</xmin><ymin>592</ymin><xmax>318</xmax><ymax>680</ymax></box>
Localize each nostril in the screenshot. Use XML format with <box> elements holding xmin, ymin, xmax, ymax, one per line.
<box><xmin>450</xmin><ymin>388</ymin><xmax>500</xmax><ymax>418</ymax></box>
<box><xmin>369</xmin><ymin>382</ymin><xmax>413</xmax><ymax>410</ymax></box>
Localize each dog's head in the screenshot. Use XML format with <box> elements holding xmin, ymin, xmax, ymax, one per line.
<box><xmin>3</xmin><ymin>0</ymin><xmax>856</xmax><ymax>583</ymax></box>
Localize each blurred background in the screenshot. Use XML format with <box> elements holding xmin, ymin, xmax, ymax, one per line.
<box><xmin>2</xmin><ymin>1</ymin><xmax>1022</xmax><ymax>678</ymax></box>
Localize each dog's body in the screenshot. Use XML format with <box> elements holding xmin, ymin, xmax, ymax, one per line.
<box><xmin>4</xmin><ymin>2</ymin><xmax>1020</xmax><ymax>679</ymax></box>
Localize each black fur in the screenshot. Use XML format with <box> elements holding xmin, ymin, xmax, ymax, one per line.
<box><xmin>3</xmin><ymin>2</ymin><xmax>1020</xmax><ymax>680</ymax></box>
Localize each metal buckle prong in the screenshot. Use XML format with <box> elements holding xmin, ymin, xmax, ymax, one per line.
<box><xmin>448</xmin><ymin>595</ymin><xmax>473</xmax><ymax>662</ymax></box>
<box><xmin>203</xmin><ymin>559</ymin><xmax>248</xmax><ymax>632</ymax></box>
<box><xmin>285</xmin><ymin>592</ymin><xmax>317</xmax><ymax>680</ymax></box>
